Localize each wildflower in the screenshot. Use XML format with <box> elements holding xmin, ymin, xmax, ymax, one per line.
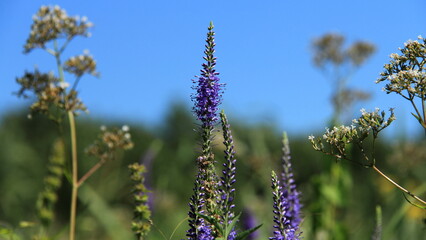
<box><xmin>270</xmin><ymin>171</ymin><xmax>297</xmax><ymax>240</ymax></box>
<box><xmin>218</xmin><ymin>110</ymin><xmax>237</xmax><ymax>224</ymax></box>
<box><xmin>86</xmin><ymin>126</ymin><xmax>134</xmax><ymax>162</ymax></box>
<box><xmin>64</xmin><ymin>52</ymin><xmax>99</xmax><ymax>77</ymax></box>
<box><xmin>188</xmin><ymin>23</ymin><xmax>223</xmax><ymax>234</ymax></box>
<box><xmin>377</xmin><ymin>36</ymin><xmax>426</xmax><ymax>100</ymax></box>
<box><xmin>128</xmin><ymin>163</ymin><xmax>152</xmax><ymax>239</ymax></box>
<box><xmin>15</xmin><ymin>69</ymin><xmax>89</xmax><ymax>115</ymax></box>
<box><xmin>309</xmin><ymin>108</ymin><xmax>395</xmax><ymax>165</ymax></box>
<box><xmin>227</xmin><ymin>229</ymin><xmax>237</xmax><ymax>240</ymax></box>
<box><xmin>197</xmin><ymin>224</ymin><xmax>214</xmax><ymax>240</ymax></box>
<box><xmin>191</xmin><ymin>22</ymin><xmax>223</xmax><ymax>130</ymax></box>
<box><xmin>36</xmin><ymin>139</ymin><xmax>65</xmax><ymax>227</ymax></box>
<box><xmin>187</xmin><ymin>156</ymin><xmax>208</xmax><ymax>240</ymax></box>
<box><xmin>24</xmin><ymin>5</ymin><xmax>93</xmax><ymax>52</ymax></box>
<box><xmin>280</xmin><ymin>133</ymin><xmax>302</xmax><ymax>234</ymax></box>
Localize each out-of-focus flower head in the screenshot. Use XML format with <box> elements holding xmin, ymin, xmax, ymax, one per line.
<box><xmin>25</xmin><ymin>5</ymin><xmax>93</xmax><ymax>53</ymax></box>
<box><xmin>64</xmin><ymin>50</ymin><xmax>99</xmax><ymax>77</ymax></box>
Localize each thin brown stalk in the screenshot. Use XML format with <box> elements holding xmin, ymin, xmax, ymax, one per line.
<box><xmin>372</xmin><ymin>165</ymin><xmax>426</xmax><ymax>205</ymax></box>
<box><xmin>77</xmin><ymin>158</ymin><xmax>106</xmax><ymax>187</ymax></box>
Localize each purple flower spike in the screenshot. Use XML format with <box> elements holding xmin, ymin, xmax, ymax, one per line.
<box><xmin>242</xmin><ymin>208</ymin><xmax>259</xmax><ymax>240</ymax></box>
<box><xmin>227</xmin><ymin>228</ymin><xmax>237</xmax><ymax>240</ymax></box>
<box><xmin>270</xmin><ymin>171</ymin><xmax>297</xmax><ymax>240</ymax></box>
<box><xmin>198</xmin><ymin>224</ymin><xmax>215</xmax><ymax>240</ymax></box>
<box><xmin>187</xmin><ymin>157</ymin><xmax>207</xmax><ymax>240</ymax></box>
<box><xmin>280</xmin><ymin>133</ymin><xmax>302</xmax><ymax>233</ymax></box>
<box><xmin>192</xmin><ymin>22</ymin><xmax>223</xmax><ymax>129</ymax></box>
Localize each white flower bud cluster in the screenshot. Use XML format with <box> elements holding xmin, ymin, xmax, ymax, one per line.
<box><xmin>86</xmin><ymin>126</ymin><xmax>134</xmax><ymax>162</ymax></box>
<box><xmin>377</xmin><ymin>36</ymin><xmax>426</xmax><ymax>99</ymax></box>
<box><xmin>25</xmin><ymin>5</ymin><xmax>93</xmax><ymax>52</ymax></box>
<box><xmin>64</xmin><ymin>51</ymin><xmax>98</xmax><ymax>77</ymax></box>
<box><xmin>309</xmin><ymin>108</ymin><xmax>395</xmax><ymax>160</ymax></box>
<box><xmin>382</xmin><ymin>69</ymin><xmax>426</xmax><ymax>96</ymax></box>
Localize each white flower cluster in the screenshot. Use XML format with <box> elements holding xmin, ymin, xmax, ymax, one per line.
<box><xmin>381</xmin><ymin>69</ymin><xmax>426</xmax><ymax>96</ymax></box>
<box><xmin>64</xmin><ymin>51</ymin><xmax>98</xmax><ymax>77</ymax></box>
<box><xmin>25</xmin><ymin>5</ymin><xmax>93</xmax><ymax>52</ymax></box>
<box><xmin>322</xmin><ymin>125</ymin><xmax>358</xmax><ymax>145</ymax></box>
<box><xmin>86</xmin><ymin>125</ymin><xmax>134</xmax><ymax>162</ymax></box>
<box><xmin>309</xmin><ymin>108</ymin><xmax>395</xmax><ymax>159</ymax></box>
<box><xmin>377</xmin><ymin>36</ymin><xmax>426</xmax><ymax>99</ymax></box>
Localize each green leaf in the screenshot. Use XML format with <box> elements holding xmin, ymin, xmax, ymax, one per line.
<box><xmin>402</xmin><ymin>193</ymin><xmax>426</xmax><ymax>209</ymax></box>
<box><xmin>224</xmin><ymin>213</ymin><xmax>241</xmax><ymax>237</ymax></box>
<box><xmin>235</xmin><ymin>224</ymin><xmax>263</xmax><ymax>240</ymax></box>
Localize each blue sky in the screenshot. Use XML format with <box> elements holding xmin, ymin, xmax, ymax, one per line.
<box><xmin>1</xmin><ymin>0</ymin><xmax>425</xmax><ymax>137</ymax></box>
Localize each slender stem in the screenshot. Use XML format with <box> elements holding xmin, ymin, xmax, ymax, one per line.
<box><xmin>54</xmin><ymin>40</ymin><xmax>65</xmax><ymax>82</ymax></box>
<box><xmin>371</xmin><ymin>138</ymin><xmax>376</xmax><ymax>165</ymax></box>
<box><xmin>71</xmin><ymin>76</ymin><xmax>82</xmax><ymax>93</ymax></box>
<box><xmin>68</xmin><ymin>111</ymin><xmax>78</xmax><ymax>240</ymax></box>
<box><xmin>59</xmin><ymin>38</ymin><xmax>72</xmax><ymax>54</ymax></box>
<box><xmin>372</xmin><ymin>165</ymin><xmax>426</xmax><ymax>205</ymax></box>
<box><xmin>422</xmin><ymin>98</ymin><xmax>426</xmax><ymax>135</ymax></box>
<box><xmin>356</xmin><ymin>141</ymin><xmax>370</xmax><ymax>164</ymax></box>
<box><xmin>408</xmin><ymin>96</ymin><xmax>423</xmax><ymax>122</ymax></box>
<box><xmin>77</xmin><ymin>158</ymin><xmax>106</xmax><ymax>187</ymax></box>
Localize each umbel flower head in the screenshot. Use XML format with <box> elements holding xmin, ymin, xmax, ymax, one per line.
<box><xmin>377</xmin><ymin>36</ymin><xmax>426</xmax><ymax>99</ymax></box>
<box><xmin>15</xmin><ymin>69</ymin><xmax>87</xmax><ymax>116</ymax></box>
<box><xmin>376</xmin><ymin>36</ymin><xmax>426</xmax><ymax>128</ymax></box>
<box><xmin>86</xmin><ymin>125</ymin><xmax>134</xmax><ymax>162</ymax></box>
<box><xmin>25</xmin><ymin>5</ymin><xmax>93</xmax><ymax>53</ymax></box>
<box><xmin>16</xmin><ymin>5</ymin><xmax>99</xmax><ymax>119</ymax></box>
<box><xmin>309</xmin><ymin>108</ymin><xmax>395</xmax><ymax>165</ymax></box>
<box><xmin>192</xmin><ymin>22</ymin><xmax>223</xmax><ymax>129</ymax></box>
<box><xmin>64</xmin><ymin>50</ymin><xmax>99</xmax><ymax>77</ymax></box>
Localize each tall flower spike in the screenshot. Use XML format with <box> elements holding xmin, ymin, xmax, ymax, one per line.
<box><xmin>280</xmin><ymin>133</ymin><xmax>302</xmax><ymax>234</ymax></box>
<box><xmin>187</xmin><ymin>156</ymin><xmax>208</xmax><ymax>240</ymax></box>
<box><xmin>128</xmin><ymin>163</ymin><xmax>152</xmax><ymax>240</ymax></box>
<box><xmin>219</xmin><ymin>110</ymin><xmax>237</xmax><ymax>222</ymax></box>
<box><xmin>36</xmin><ymin>138</ymin><xmax>65</xmax><ymax>227</ymax></box>
<box><xmin>190</xmin><ymin>22</ymin><xmax>223</xmax><ymax>228</ymax></box>
<box><xmin>192</xmin><ymin>21</ymin><xmax>223</xmax><ymax>131</ymax></box>
<box><xmin>270</xmin><ymin>171</ymin><xmax>296</xmax><ymax>240</ymax></box>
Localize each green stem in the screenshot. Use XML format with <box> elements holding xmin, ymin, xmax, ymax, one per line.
<box><xmin>54</xmin><ymin>40</ymin><xmax>65</xmax><ymax>82</ymax></box>
<box><xmin>422</xmin><ymin>99</ymin><xmax>426</xmax><ymax>135</ymax></box>
<box><xmin>68</xmin><ymin>111</ymin><xmax>78</xmax><ymax>240</ymax></box>
<box><xmin>53</xmin><ymin>39</ymin><xmax>79</xmax><ymax>239</ymax></box>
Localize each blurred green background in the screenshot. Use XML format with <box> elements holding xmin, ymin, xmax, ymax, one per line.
<box><xmin>1</xmin><ymin>102</ymin><xmax>426</xmax><ymax>239</ymax></box>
